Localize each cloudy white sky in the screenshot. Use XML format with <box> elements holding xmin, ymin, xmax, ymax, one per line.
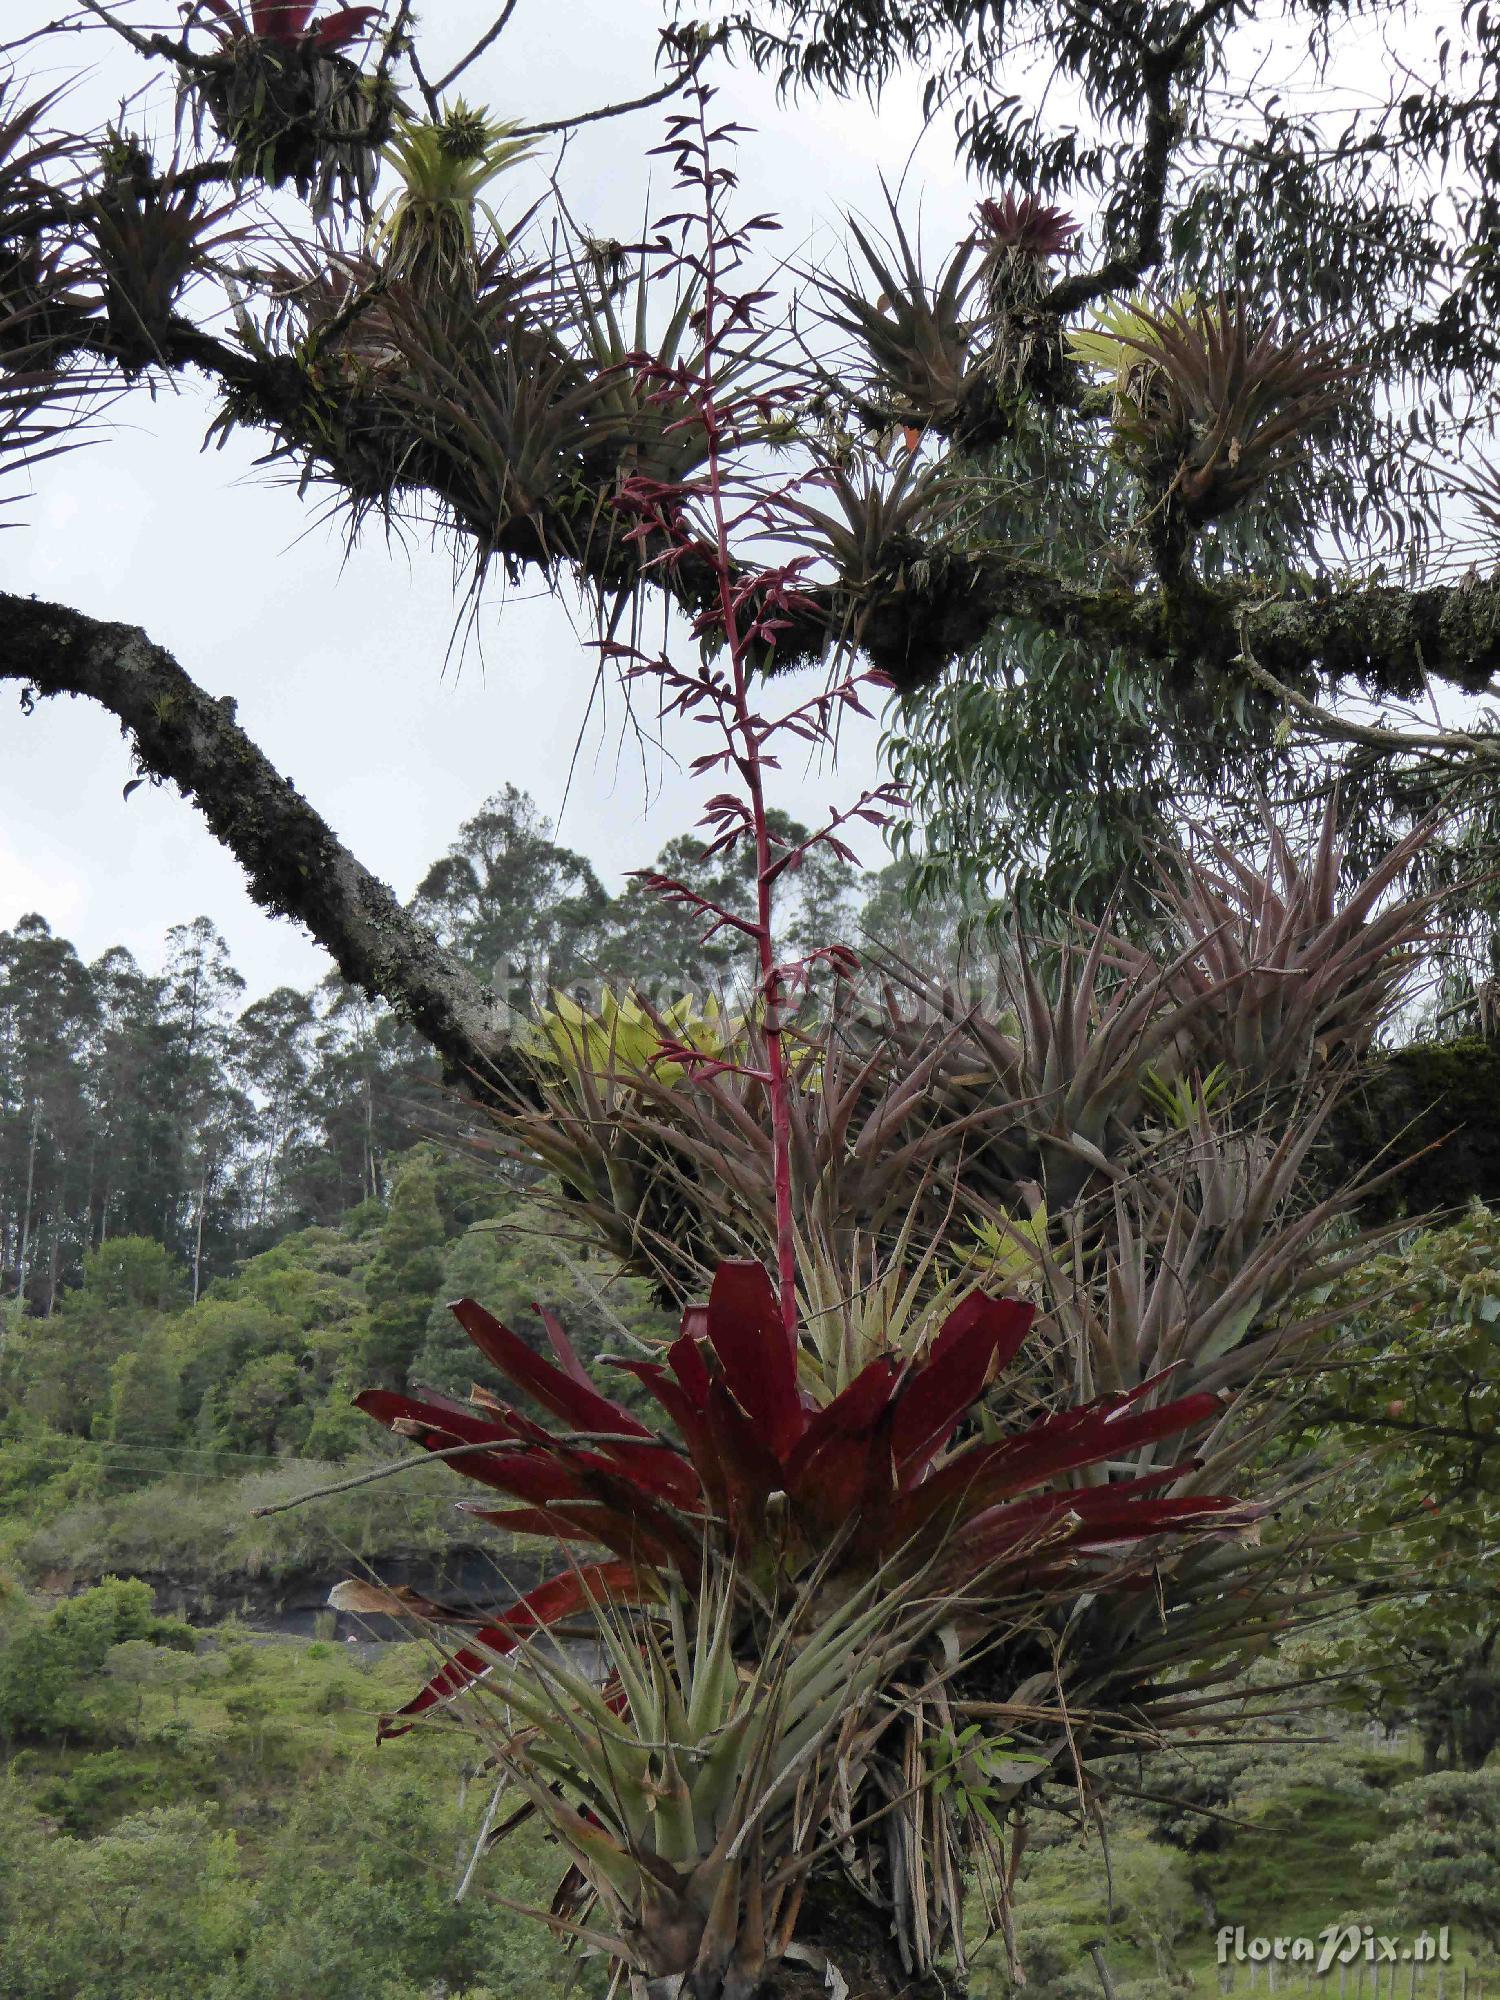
<box><xmin>1</xmin><ymin>0</ymin><xmax>982</xmax><ymax>997</ymax></box>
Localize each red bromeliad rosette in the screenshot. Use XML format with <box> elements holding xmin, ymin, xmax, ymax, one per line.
<box><xmin>353</xmin><ymin>1259</ymin><xmax>1259</xmax><ymax>1736</ymax></box>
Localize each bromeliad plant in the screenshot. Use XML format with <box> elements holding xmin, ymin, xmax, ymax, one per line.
<box><xmin>371</xmin><ymin>101</ymin><xmax>538</xmax><ymax>292</ymax></box>
<box><xmin>974</xmin><ymin>189</ymin><xmax>1080</xmax><ymax>394</ymax></box>
<box><xmin>182</xmin><ymin>0</ymin><xmax>390</xmax><ymax>215</ymax></box>
<box><xmin>339</xmin><ymin>88</ymin><xmax>1309</xmax><ymax>2000</ymax></box>
<box><xmin>1088</xmin><ymin>293</ymin><xmax>1349</xmax><ymax>528</ymax></box>
<box><xmin>814</xmin><ymin>190</ymin><xmax>985</xmax><ymax>441</ymax></box>
<box><xmin>88</xmin><ymin>131</ymin><xmax>245</xmax><ymax>372</ymax></box>
<box><xmin>356</xmin><ymin>1257</ymin><xmax>1254</xmax><ymax>1727</ymax></box>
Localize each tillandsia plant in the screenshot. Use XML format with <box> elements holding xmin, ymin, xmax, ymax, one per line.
<box><xmin>974</xmin><ymin>190</ymin><xmax>1080</xmax><ymax>393</ymax></box>
<box><xmin>181</xmin><ymin>0</ymin><xmax>390</xmax><ymax>216</ymax></box>
<box><xmin>0</xmin><ymin>84</ymin><xmax>94</xmax><ymax>365</ymax></box>
<box><xmin>1087</xmin><ymin>292</ymin><xmax>1350</xmax><ymax>532</ymax></box>
<box><xmin>334</xmin><ymin>89</ymin><xmax>1326</xmax><ymax>2000</ymax></box>
<box><xmin>88</xmin><ymin>130</ymin><xmax>245</xmax><ymax>372</ymax></box>
<box><xmin>371</xmin><ymin>100</ymin><xmax>539</xmax><ymax>292</ymax></box>
<box><xmin>813</xmin><ymin>189</ymin><xmax>984</xmax><ymax>442</ymax></box>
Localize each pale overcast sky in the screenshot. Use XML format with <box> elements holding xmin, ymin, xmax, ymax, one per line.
<box><xmin>1</xmin><ymin>1</ymin><xmax>980</xmax><ymax>997</ymax></box>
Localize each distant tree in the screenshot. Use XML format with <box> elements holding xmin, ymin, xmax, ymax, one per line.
<box><xmin>0</xmin><ymin>1575</ymin><xmax>155</xmax><ymax>1744</ymax></box>
<box><xmin>0</xmin><ymin>1801</ymin><xmax>248</xmax><ymax>2000</ymax></box>
<box><xmin>294</xmin><ymin>976</ymin><xmax>432</xmax><ymax>1219</ymax></box>
<box><xmin>0</xmin><ymin>918</ymin><xmax>97</xmax><ymax>1312</ymax></box>
<box><xmin>102</xmin><ymin>1636</ymin><xmax>200</xmax><ymax>1730</ymax></box>
<box><xmin>594</xmin><ymin>809</ymin><xmax>862</xmax><ymax>1000</ymax></box>
<box><xmin>153</xmin><ymin>920</ymin><xmax>253</xmax><ymax>1293</ymax></box>
<box><xmin>11</xmin><ymin>1238</ymin><xmax>186</xmax><ymax>1436</ymax></box>
<box><xmin>411</xmin><ymin>785</ymin><xmax>608</xmax><ymax>999</ymax></box>
<box><xmin>362</xmin><ymin>1152</ymin><xmax>446</xmax><ymax>1384</ymax></box>
<box><xmin>84</xmin><ymin>946</ymin><xmax>181</xmax><ymax>1253</ymax></box>
<box><xmin>168</xmin><ymin>1294</ymin><xmax>291</xmax><ymax>1440</ymax></box>
<box><xmin>101</xmin><ymin>1328</ymin><xmax>182</xmax><ymax>1455</ymax></box>
<box><xmin>231</xmin><ymin>985</ymin><xmax>318</xmax><ymax>1238</ymax></box>
<box><xmin>1364</xmin><ymin>1770</ymin><xmax>1500</xmax><ymax>1954</ymax></box>
<box><xmin>854</xmin><ymin>856</ymin><xmax>987</xmax><ymax>974</ymax></box>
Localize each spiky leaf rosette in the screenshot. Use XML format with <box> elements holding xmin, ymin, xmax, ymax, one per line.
<box><xmin>352</xmin><ymin>1256</ymin><xmax>1255</xmax><ymax>1734</ymax></box>
<box><xmin>971</xmin><ymin>191</ymin><xmax>1080</xmax><ymax>399</ymax></box>
<box><xmin>191</xmin><ymin>0</ymin><xmax>382</xmax><ymax>51</ymax></box>
<box><xmin>372</xmin><ymin>101</ymin><xmax>539</xmax><ymax>291</ymax></box>
<box><xmin>87</xmin><ymin>134</ymin><xmax>246</xmax><ymax>373</ymax></box>
<box><xmin>976</xmin><ymin>193</ymin><xmax>1081</xmax><ymax>264</ymax></box>
<box><xmin>457</xmin><ymin>1559</ymin><xmax>968</xmax><ymax>1994</ymax></box>
<box><xmin>1096</xmin><ymin>293</ymin><xmax>1350</xmax><ymax>526</ymax></box>
<box><xmin>182</xmin><ymin>0</ymin><xmax>388</xmax><ymax>216</ymax></box>
<box><xmin>0</xmin><ymin>84</ymin><xmax>95</xmax><ymax>366</ymax></box>
<box><xmin>813</xmin><ymin>190</ymin><xmax>988</xmax><ymax>439</ymax></box>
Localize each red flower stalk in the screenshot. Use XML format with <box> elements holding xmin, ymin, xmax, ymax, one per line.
<box><xmin>356</xmin><ymin>1258</ymin><xmax>1258</xmax><ymax>1733</ymax></box>
<box><xmin>600</xmin><ymin>85</ymin><xmax>904</xmax><ymax>1336</ymax></box>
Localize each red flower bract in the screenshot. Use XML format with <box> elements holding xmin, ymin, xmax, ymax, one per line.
<box><xmin>976</xmin><ymin>193</ymin><xmax>1081</xmax><ymax>260</ymax></box>
<box><xmin>194</xmin><ymin>0</ymin><xmax>380</xmax><ymax>53</ymax></box>
<box><xmin>355</xmin><ymin>1259</ymin><xmax>1257</xmax><ymax>1735</ymax></box>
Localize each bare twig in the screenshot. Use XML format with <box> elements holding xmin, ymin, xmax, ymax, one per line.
<box><xmin>454</xmin><ymin>1780</ymin><xmax>506</xmax><ymax>1903</ymax></box>
<box><xmin>431</xmin><ymin>0</ymin><xmax>523</xmax><ymax>96</ymax></box>
<box><xmin>75</xmin><ymin>0</ymin><xmax>216</xmax><ymax>73</ymax></box>
<box><xmin>248</xmin><ymin>1429</ymin><xmax>688</xmax><ymax>1516</ymax></box>
<box><xmin>514</xmin><ymin>68</ymin><xmax>689</xmax><ymax>142</ymax></box>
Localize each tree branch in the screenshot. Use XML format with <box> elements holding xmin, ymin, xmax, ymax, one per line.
<box><xmin>74</xmin><ymin>0</ymin><xmax>218</xmax><ymax>75</ymax></box>
<box><xmin>1235</xmin><ymin>621</ymin><xmax>1500</xmax><ymax>764</ymax></box>
<box><xmin>1291</xmin><ymin>1402</ymin><xmax>1500</xmax><ymax>1451</ymax></box>
<box><xmin>431</xmin><ymin>0</ymin><xmax>523</xmax><ymax>96</ymax></box>
<box><xmin>32</xmin><ymin>294</ymin><xmax>1500</xmax><ymax>712</ymax></box>
<box><xmin>0</xmin><ymin>591</ymin><xmax>503</xmax><ymax>1079</ymax></box>
<box><xmin>836</xmin><ymin>540</ymin><xmax>1500</xmax><ymax>702</ymax></box>
<box><xmin>1040</xmin><ymin>0</ymin><xmax>1240</xmax><ymax>319</ymax></box>
<box><xmin>512</xmin><ymin>68</ymin><xmax>690</xmax><ymax>142</ymax></box>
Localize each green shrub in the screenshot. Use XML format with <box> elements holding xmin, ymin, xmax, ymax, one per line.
<box><xmin>0</xmin><ymin>1578</ymin><xmax>156</xmax><ymax>1744</ymax></box>
<box><xmin>32</xmin><ymin>1748</ymin><xmax>189</xmax><ymax>1834</ymax></box>
<box><xmin>1362</xmin><ymin>1769</ymin><xmax>1500</xmax><ymax>1955</ymax></box>
<box><xmin>0</xmin><ymin>1801</ymin><xmax>248</xmax><ymax>2000</ymax></box>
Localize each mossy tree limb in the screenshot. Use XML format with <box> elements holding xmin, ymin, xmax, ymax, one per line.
<box><xmin>0</xmin><ymin>589</ymin><xmax>502</xmax><ymax>1081</ymax></box>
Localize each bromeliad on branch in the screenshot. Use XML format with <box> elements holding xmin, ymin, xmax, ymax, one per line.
<box><xmin>181</xmin><ymin>0</ymin><xmax>391</xmax><ymax>213</ymax></box>
<box><xmin>355</xmin><ymin>1254</ymin><xmax>1256</xmax><ymax>1735</ymax></box>
<box><xmin>338</xmin><ymin>85</ymin><xmax>1275</xmax><ymax>1999</ymax></box>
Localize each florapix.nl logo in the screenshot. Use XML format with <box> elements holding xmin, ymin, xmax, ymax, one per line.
<box><xmin>1217</xmin><ymin>1928</ymin><xmax>1454</xmax><ymax>1975</ymax></box>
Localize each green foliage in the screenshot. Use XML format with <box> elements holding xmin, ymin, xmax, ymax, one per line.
<box><xmin>0</xmin><ymin>1577</ymin><xmax>155</xmax><ymax>1743</ymax></box>
<box><xmin>32</xmin><ymin>1744</ymin><xmax>199</xmax><ymax>1834</ymax></box>
<box><xmin>227</xmin><ymin>1764</ymin><xmax>568</xmax><ymax>2000</ymax></box>
<box><xmin>0</xmin><ymin>1623</ymin><xmax>583</xmax><ymax>2000</ymax></box>
<box><xmin>10</xmin><ymin>1456</ymin><xmax>485</xmax><ymax>1595</ymax></box>
<box><xmin>362</xmin><ymin>1149</ymin><xmax>446</xmax><ymax>1383</ymax></box>
<box><xmin>11</xmin><ymin>1238</ymin><xmax>188</xmax><ymax>1437</ymax></box>
<box><xmin>1286</xmin><ymin>1203</ymin><xmax>1500</xmax><ymax>1769</ymax></box>
<box><xmin>974</xmin><ymin>1826</ymin><xmax>1199</xmax><ymax>2000</ymax></box>
<box><xmin>928</xmin><ymin>1724</ymin><xmax>1046</xmax><ymax>1837</ymax></box>
<box><xmin>409</xmin><ymin>1198</ymin><xmax>673</xmax><ymax>1399</ymax></box>
<box><xmin>102</xmin><ymin>1330</ymin><xmax>182</xmax><ymax>1449</ymax></box>
<box><xmin>1363</xmin><ymin>1770</ymin><xmax>1500</xmax><ymax>1954</ymax></box>
<box><xmin>0</xmin><ymin>1802</ymin><xmax>248</xmax><ymax>2000</ymax></box>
